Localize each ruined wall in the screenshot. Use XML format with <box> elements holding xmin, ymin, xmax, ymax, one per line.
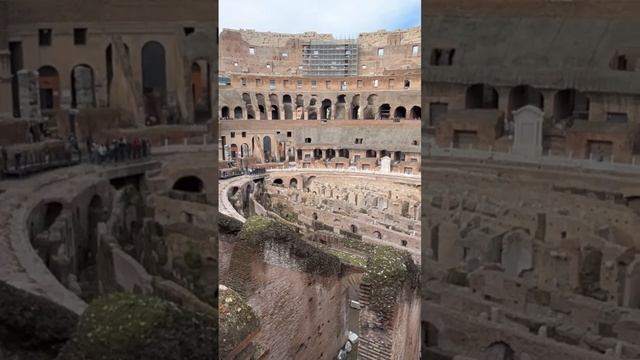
<box><xmin>219</xmin><ymin>27</ymin><xmax>420</xmax><ymax>76</ymax></box>
<box><xmin>421</xmin><ymin>159</ymin><xmax>640</xmax><ymax>359</ymax></box>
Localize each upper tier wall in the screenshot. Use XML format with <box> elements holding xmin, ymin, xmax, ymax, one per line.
<box><xmin>7</xmin><ymin>0</ymin><xmax>216</xmax><ymax>24</ymax></box>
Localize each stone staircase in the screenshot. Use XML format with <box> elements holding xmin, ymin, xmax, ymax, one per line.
<box><xmin>357</xmin><ymin>280</ymin><xmax>394</xmax><ymax>360</ymax></box>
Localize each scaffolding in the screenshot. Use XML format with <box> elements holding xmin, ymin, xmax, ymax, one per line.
<box><xmin>302</xmin><ymin>40</ymin><xmax>358</xmax><ymax>77</ymax></box>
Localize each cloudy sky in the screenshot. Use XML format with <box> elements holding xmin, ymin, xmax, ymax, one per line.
<box><xmin>219</xmin><ymin>0</ymin><xmax>420</xmax><ymax>37</ymax></box>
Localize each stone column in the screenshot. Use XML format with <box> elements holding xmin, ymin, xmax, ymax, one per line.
<box><xmin>17</xmin><ymin>70</ymin><xmax>40</xmax><ymax>119</ymax></box>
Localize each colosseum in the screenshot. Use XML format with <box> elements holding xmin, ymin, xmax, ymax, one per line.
<box><xmin>422</xmin><ymin>1</ymin><xmax>640</xmax><ymax>359</ymax></box>
<box><xmin>218</xmin><ymin>25</ymin><xmax>422</xmax><ymax>359</ymax></box>
<box><xmin>0</xmin><ymin>1</ymin><xmax>218</xmax><ymax>359</ymax></box>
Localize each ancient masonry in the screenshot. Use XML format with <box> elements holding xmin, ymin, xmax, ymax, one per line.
<box><xmin>218</xmin><ymin>26</ymin><xmax>422</xmax><ymax>359</ymax></box>
<box><xmin>422</xmin><ymin>1</ymin><xmax>640</xmax><ymax>359</ymax></box>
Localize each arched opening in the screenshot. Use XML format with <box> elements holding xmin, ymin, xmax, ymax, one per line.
<box><xmin>283</xmin><ymin>95</ymin><xmax>293</xmax><ymax>119</ymax></box>
<box><xmin>71</xmin><ymin>64</ymin><xmax>96</xmax><ymax>109</ymax></box>
<box><xmin>394</xmin><ymin>106</ymin><xmax>407</xmax><ymax>119</ymax></box>
<box><xmin>242</xmin><ymin>93</ymin><xmax>255</xmax><ymax>119</ymax></box>
<box><xmin>379</xmin><ymin>104</ymin><xmax>391</xmax><ymax>120</ymax></box>
<box><xmin>366</xmin><ymin>150</ymin><xmax>377</xmax><ymax>158</ymax></box>
<box><xmin>83</xmin><ymin>195</ymin><xmax>103</xmax><ymax>273</ymax></box>
<box><xmin>141</xmin><ymin>41</ymin><xmax>167</xmax><ymax>122</ymax></box>
<box><xmin>313</xmin><ymin>212</ymin><xmax>318</xmax><ymax>221</ymax></box>
<box><xmin>44</xmin><ymin>202</ymin><xmax>63</xmax><ymax>229</ymax></box>
<box><xmin>554</xmin><ymin>89</ymin><xmax>590</xmax><ymax>125</ymax></box>
<box><xmin>422</xmin><ymin>321</ymin><xmax>440</xmax><ymax>349</ymax></box>
<box><xmin>484</xmin><ymin>342</ymin><xmax>515</xmax><ymax>360</ymax></box>
<box><xmin>256</xmin><ymin>94</ymin><xmax>267</xmax><ymax>119</ymax></box>
<box><xmin>221</xmin><ymin>106</ymin><xmax>230</xmax><ymax>120</ymax></box>
<box><xmin>466</xmin><ymin>84</ymin><xmax>499</xmax><ymax>109</ymax></box>
<box><xmin>240</xmin><ymin>143</ymin><xmax>250</xmax><ymax>158</ymax></box>
<box><xmin>373</xmin><ymin>231</ymin><xmax>382</xmax><ymax>239</ymax></box>
<box><xmin>326</xmin><ymin>149</ymin><xmax>336</xmax><ymax>160</ymax></box>
<box><xmin>289</xmin><ymin>178</ymin><xmax>298</xmax><ymax>189</ymax></box>
<box><xmin>351</xmin><ymin>94</ymin><xmax>361</xmax><ymax>119</ymax></box>
<box><xmin>321</xmin><ymin>99</ymin><xmax>332</xmax><ymax>120</ymax></box>
<box><xmin>509</xmin><ymin>85</ymin><xmax>543</xmax><ymax>118</ymax></box>
<box><xmin>338</xmin><ymin>149</ymin><xmax>350</xmax><ymax>158</ymax></box>
<box><xmin>409</xmin><ymin>106</ymin><xmax>421</xmax><ymax>120</ymax></box>
<box><xmin>580</xmin><ymin>247</ymin><xmax>605</xmax><ymax>300</ymax></box>
<box><xmin>38</xmin><ymin>66</ymin><xmax>60</xmax><ymax>110</ymax></box>
<box><xmin>263</xmin><ymin>136</ymin><xmax>272</xmax><ymax>161</ymax></box>
<box><xmin>313</xmin><ymin>148</ymin><xmax>323</xmax><ymax>160</ymax></box>
<box><xmin>172</xmin><ymin>176</ymin><xmax>204</xmax><ymax>193</ymax></box>
<box><xmin>230</xmin><ymin>144</ymin><xmax>238</xmax><ymax>159</ymax></box>
<box><xmin>273</xmin><ymin>178</ymin><xmax>284</xmax><ymax>186</ymax></box>
<box><xmin>271</xmin><ymin>105</ymin><xmax>279</xmax><ymax>120</ymax></box>
<box><xmin>191</xmin><ymin>61</ymin><xmax>212</xmax><ymax>122</ymax></box>
<box><xmin>336</xmin><ymin>95</ymin><xmax>347</xmax><ymax>119</ymax></box>
<box><xmin>234</xmin><ymin>106</ymin><xmax>243</xmax><ymax>119</ymax></box>
<box><xmin>350</xmin><ymin>224</ymin><xmax>358</xmax><ymax>233</ymax></box>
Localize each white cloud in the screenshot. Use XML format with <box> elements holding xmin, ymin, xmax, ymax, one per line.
<box><xmin>219</xmin><ymin>0</ymin><xmax>420</xmax><ymax>37</ymax></box>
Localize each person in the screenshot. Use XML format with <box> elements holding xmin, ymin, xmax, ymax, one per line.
<box><xmin>98</xmin><ymin>144</ymin><xmax>106</xmax><ymax>163</ymax></box>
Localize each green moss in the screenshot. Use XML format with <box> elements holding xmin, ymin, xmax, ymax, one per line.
<box><xmin>326</xmin><ymin>249</ymin><xmax>367</xmax><ymax>268</ymax></box>
<box><xmin>57</xmin><ymin>293</ymin><xmax>217</xmax><ymax>360</ymax></box>
<box><xmin>363</xmin><ymin>246</ymin><xmax>416</xmax><ymax>317</ymax></box>
<box><xmin>219</xmin><ymin>286</ymin><xmax>259</xmax><ymax>356</ymax></box>
<box><xmin>240</xmin><ymin>216</ymin><xmax>343</xmax><ymax>277</ymax></box>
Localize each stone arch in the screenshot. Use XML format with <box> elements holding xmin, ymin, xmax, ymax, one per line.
<box><xmin>321</xmin><ymin>99</ymin><xmax>332</xmax><ymax>120</ymax></box>
<box><xmin>38</xmin><ymin>65</ymin><xmax>60</xmax><ymax>110</ymax></box>
<box><xmin>234</xmin><ymin>106</ymin><xmax>243</xmax><ymax>119</ymax></box>
<box><xmin>283</xmin><ymin>94</ymin><xmax>293</xmax><ymax>119</ymax></box>
<box><xmin>422</xmin><ymin>321</ymin><xmax>440</xmax><ymax>349</ymax></box>
<box><xmin>230</xmin><ymin>144</ymin><xmax>238</xmax><ymax>159</ymax></box>
<box><xmin>484</xmin><ymin>341</ymin><xmax>515</xmax><ymax>360</ymax></box>
<box><xmin>509</xmin><ymin>85</ymin><xmax>543</xmax><ymax>118</ymax></box>
<box><xmin>82</xmin><ymin>195</ymin><xmax>104</xmax><ymax>272</ymax></box>
<box><xmin>373</xmin><ymin>230</ymin><xmax>382</xmax><ymax>239</ymax></box>
<box><xmin>71</xmin><ymin>64</ymin><xmax>96</xmax><ymax>109</ymax></box>
<box><xmin>394</xmin><ymin>106</ymin><xmax>407</xmax><ymax>119</ymax></box>
<box><xmin>338</xmin><ymin>149</ymin><xmax>350</xmax><ymax>158</ymax></box>
<box><xmin>221</xmin><ymin>106</ymin><xmax>230</xmax><ymax>119</ymax></box>
<box><xmin>191</xmin><ymin>60</ymin><xmax>212</xmax><ymax>122</ymax></box>
<box><xmin>409</xmin><ymin>106</ymin><xmax>421</xmax><ymax>120</ymax></box>
<box><xmin>256</xmin><ymin>94</ymin><xmax>267</xmax><ymax>119</ymax></box>
<box><xmin>270</xmin><ymin>93</ymin><xmax>280</xmax><ymax>119</ymax></box>
<box><xmin>378</xmin><ymin>104</ymin><xmax>391</xmax><ymax>119</ymax></box>
<box><xmin>272</xmin><ymin>178</ymin><xmax>284</xmax><ymax>186</ymax></box>
<box><xmin>336</xmin><ymin>94</ymin><xmax>347</xmax><ymax>119</ymax></box>
<box><xmin>240</xmin><ymin>143</ymin><xmax>250</xmax><ymax>158</ymax></box>
<box><xmin>141</xmin><ymin>41</ymin><xmax>167</xmax><ymax>108</ymax></box>
<box><xmin>289</xmin><ymin>178</ymin><xmax>298</xmax><ymax>189</ymax></box>
<box><xmin>172</xmin><ymin>176</ymin><xmax>204</xmax><ymax>193</ymax></box>
<box><xmin>579</xmin><ymin>247</ymin><xmax>604</xmax><ymax>298</ymax></box>
<box><xmin>44</xmin><ymin>201</ymin><xmax>63</xmax><ymax>229</ymax></box>
<box><xmin>263</xmin><ymin>136</ymin><xmax>272</xmax><ymax>161</ymax></box>
<box><xmin>554</xmin><ymin>89</ymin><xmax>590</xmax><ymax>124</ymax></box>
<box><xmin>351</xmin><ymin>94</ymin><xmax>361</xmax><ymax>119</ymax></box>
<box><xmin>466</xmin><ymin>84</ymin><xmax>499</xmax><ymax>109</ymax></box>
